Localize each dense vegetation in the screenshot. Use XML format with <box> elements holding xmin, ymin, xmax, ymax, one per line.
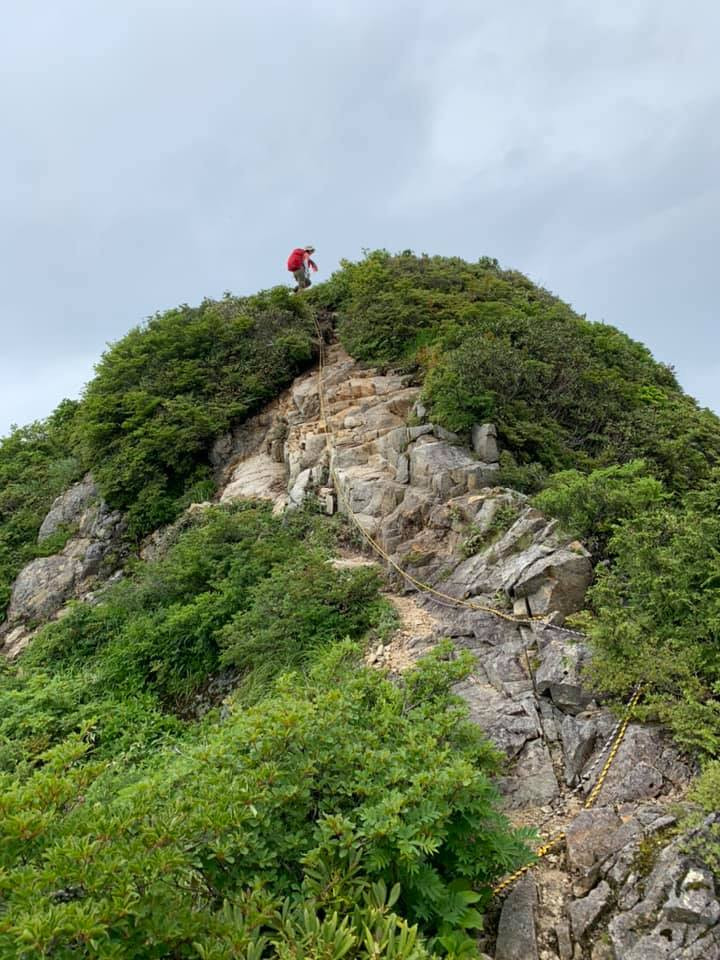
<box><xmin>1</xmin><ymin>504</ymin><xmax>382</xmax><ymax>767</ymax></box>
<box><xmin>318</xmin><ymin>250</ymin><xmax>720</xmax><ymax>494</ymax></box>
<box><xmin>0</xmin><ymin>504</ymin><xmax>529</xmax><ymax>958</ymax></box>
<box><xmin>579</xmin><ymin>470</ymin><xmax>720</xmax><ymax>756</ymax></box>
<box><xmin>76</xmin><ymin>289</ymin><xmax>315</xmax><ymax>538</ymax></box>
<box><xmin>0</xmin><ymin>289</ymin><xmax>315</xmax><ymax>619</ymax></box>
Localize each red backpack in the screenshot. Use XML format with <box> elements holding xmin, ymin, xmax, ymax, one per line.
<box><xmin>287</xmin><ymin>248</ymin><xmax>305</xmax><ymax>271</ymax></box>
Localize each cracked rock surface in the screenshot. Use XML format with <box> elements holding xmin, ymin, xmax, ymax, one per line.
<box><xmin>0</xmin><ymin>475</ymin><xmax>126</xmax><ymax>657</ymax></box>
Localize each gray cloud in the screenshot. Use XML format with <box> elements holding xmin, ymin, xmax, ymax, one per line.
<box><xmin>1</xmin><ymin>0</ymin><xmax>718</xmax><ymax>436</ymax></box>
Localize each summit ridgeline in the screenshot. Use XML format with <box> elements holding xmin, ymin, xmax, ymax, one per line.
<box><xmin>1</xmin><ymin>252</ymin><xmax>719</xmax><ymax>959</ymax></box>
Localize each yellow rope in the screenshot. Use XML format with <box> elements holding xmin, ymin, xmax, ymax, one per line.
<box><xmin>311</xmin><ymin>318</ymin><xmax>642</xmax><ymax>899</ymax></box>
<box><xmin>491</xmin><ymin>833</ymin><xmax>566</xmax><ymax>897</ymax></box>
<box><xmin>490</xmin><ymin>683</ymin><xmax>642</xmax><ymax>896</ymax></box>
<box><xmin>582</xmin><ymin>684</ymin><xmax>643</xmax><ymax>809</ymax></box>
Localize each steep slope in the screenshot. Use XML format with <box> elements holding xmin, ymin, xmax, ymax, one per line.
<box><xmin>211</xmin><ymin>335</ymin><xmax>718</xmax><ymax>959</ymax></box>
<box><xmin>1</xmin><ymin>252</ymin><xmax>719</xmax><ymax>959</ymax></box>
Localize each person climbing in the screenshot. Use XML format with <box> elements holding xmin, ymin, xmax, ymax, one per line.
<box><xmin>287</xmin><ymin>245</ymin><xmax>318</xmax><ymax>292</ymax></box>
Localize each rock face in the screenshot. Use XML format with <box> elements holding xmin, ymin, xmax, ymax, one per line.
<box><xmin>37</xmin><ymin>474</ymin><xmax>98</xmax><ymax>542</ymax></box>
<box><xmin>472</xmin><ymin>422</ymin><xmax>500</xmax><ymax>463</ymax></box>
<box><xmin>215</xmin><ymin>344</ymin><xmax>592</xmax><ymax>629</ymax></box>
<box><xmin>605</xmin><ymin>815</ymin><xmax>720</xmax><ymax>959</ymax></box>
<box><xmin>0</xmin><ymin>476</ymin><xmax>125</xmax><ymax>657</ymax></box>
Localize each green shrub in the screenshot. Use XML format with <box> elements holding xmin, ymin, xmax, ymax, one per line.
<box><xmin>75</xmin><ymin>289</ymin><xmax>315</xmax><ymax>539</ymax></box>
<box><xmin>690</xmin><ymin>761</ymin><xmax>720</xmax><ymax>813</ymax></box>
<box><xmin>533</xmin><ymin>460</ymin><xmax>668</xmax><ymax>557</ymax></box>
<box><xmin>584</xmin><ymin>471</ymin><xmax>720</xmax><ymax>756</ymax></box>
<box><xmin>684</xmin><ymin>762</ymin><xmax>720</xmax><ymax>877</ymax></box>
<box><xmin>0</xmin><ymin>644</ymin><xmax>531</xmax><ymax>959</ymax></box>
<box><xmin>220</xmin><ymin>552</ymin><xmax>384</xmax><ymax>698</ymax></box>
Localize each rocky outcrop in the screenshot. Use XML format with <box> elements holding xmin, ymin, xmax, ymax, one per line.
<box><xmin>395</xmin><ymin>597</ymin><xmax>703</xmax><ymax>957</ymax></box>
<box><xmin>0</xmin><ymin>476</ymin><xmax>126</xmax><ymax>657</ymax></box>
<box><xmin>562</xmin><ymin>810</ymin><xmax>720</xmax><ymax>959</ymax></box>
<box><xmin>37</xmin><ymin>474</ymin><xmax>98</xmax><ymax>542</ymax></box>
<box><xmin>215</xmin><ymin>344</ymin><xmax>592</xmax><ymax>628</ymax></box>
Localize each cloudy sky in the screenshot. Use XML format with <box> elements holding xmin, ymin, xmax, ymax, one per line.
<box><xmin>2</xmin><ymin>0</ymin><xmax>718</xmax><ymax>437</ymax></box>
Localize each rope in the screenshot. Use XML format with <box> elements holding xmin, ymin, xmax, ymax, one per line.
<box><xmin>311</xmin><ymin>317</ymin><xmax>642</xmax><ymax>900</ymax></box>
<box><xmin>490</xmin><ymin>833</ymin><xmax>566</xmax><ymax>897</ymax></box>
<box><xmin>572</xmin><ymin>684</ymin><xmax>642</xmax><ymax>797</ymax></box>
<box><xmin>489</xmin><ymin>682</ymin><xmax>643</xmax><ymax>896</ymax></box>
<box><xmin>582</xmin><ymin>684</ymin><xmax>643</xmax><ymax>809</ymax></box>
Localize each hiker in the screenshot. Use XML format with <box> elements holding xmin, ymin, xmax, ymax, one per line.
<box><xmin>287</xmin><ymin>245</ymin><xmax>318</xmax><ymax>292</ymax></box>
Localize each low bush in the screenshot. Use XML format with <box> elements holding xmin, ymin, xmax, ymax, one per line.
<box><xmin>220</xmin><ymin>551</ymin><xmax>383</xmax><ymax>697</ymax></box>
<box><xmin>0</xmin><ymin>643</ymin><xmax>531</xmax><ymax>959</ymax></box>
<box><xmin>533</xmin><ymin>460</ymin><xmax>667</xmax><ymax>558</ymax></box>
<box><xmin>583</xmin><ymin>471</ymin><xmax>720</xmax><ymax>756</ymax></box>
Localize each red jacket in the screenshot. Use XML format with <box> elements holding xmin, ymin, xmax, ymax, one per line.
<box><xmin>287</xmin><ymin>248</ymin><xmax>317</xmax><ymax>272</ymax></box>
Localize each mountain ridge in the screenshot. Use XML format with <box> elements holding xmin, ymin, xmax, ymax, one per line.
<box><xmin>1</xmin><ymin>252</ymin><xmax>718</xmax><ymax>958</ymax></box>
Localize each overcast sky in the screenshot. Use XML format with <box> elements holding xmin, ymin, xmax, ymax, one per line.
<box><xmin>2</xmin><ymin>0</ymin><xmax>718</xmax><ymax>437</ymax></box>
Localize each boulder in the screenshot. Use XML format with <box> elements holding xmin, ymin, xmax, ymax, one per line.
<box><xmin>0</xmin><ymin>625</ymin><xmax>34</xmax><ymax>658</ymax></box>
<box><xmin>412</xmin><ymin>400</ymin><xmax>427</xmax><ymax>421</ymax></box>
<box><xmin>432</xmin><ymin>424</ymin><xmax>460</xmax><ymax>443</ymax></box>
<box><xmin>455</xmin><ymin>679</ymin><xmax>541</xmax><ymax>758</ymax></box>
<box><xmin>498</xmin><ymin>737</ymin><xmax>559</xmax><ymax>808</ymax></box>
<box><xmin>4</xmin><ymin>552</ymin><xmax>84</xmax><ymax>625</ymax></box>
<box><xmin>378</xmin><ymin>489</ymin><xmax>436</xmax><ymax>555</ymax></box>
<box><xmin>336</xmin><ymin>469</ymin><xmax>405</xmax><ymax>519</ymax></box>
<box><xmin>664</xmin><ymin>868</ymin><xmax>720</xmax><ymax>925</ymax></box>
<box><xmin>471</xmin><ymin>422</ymin><xmax>499</xmax><ymax>462</ymax></box>
<box><xmin>291</xmin><ymin>377</ymin><xmax>320</xmax><ymax>418</ymax></box>
<box><xmin>554</xmin><ymin>919</ymin><xmax>573</xmax><ymax>960</ymax></box>
<box><xmin>534</xmin><ymin>636</ymin><xmax>594</xmax><ymax>714</ymax></box>
<box><xmin>560</xmin><ymin>710</ymin><xmax>616</xmax><ymax>786</ymax></box>
<box><xmin>495</xmin><ymin>876</ymin><xmax>539</xmax><ymax>960</ymax></box>
<box><xmin>409</xmin><ymin>438</ymin><xmax>493</xmax><ymax>498</ymax></box>
<box><xmin>288</xmin><ymin>468</ymin><xmax>313</xmax><ymax>507</ymax></box>
<box><xmin>436</xmin><ymin>515</ymin><xmax>555</xmax><ymax>602</ymax></box>
<box><xmin>569</xmin><ymin>881</ymin><xmax>612</xmax><ymax>940</ymax></box>
<box><xmin>512</xmin><ymin>545</ymin><xmax>592</xmax><ymax>619</ymax></box>
<box><xmin>565</xmin><ymin>808</ymin><xmax>625</xmax><ymax>877</ymax></box>
<box><xmin>38</xmin><ymin>475</ymin><xmax>98</xmax><ymax>542</ymax></box>
<box><xmin>593</xmin><ymin>724</ymin><xmax>693</xmax><ymax>806</ymax></box>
